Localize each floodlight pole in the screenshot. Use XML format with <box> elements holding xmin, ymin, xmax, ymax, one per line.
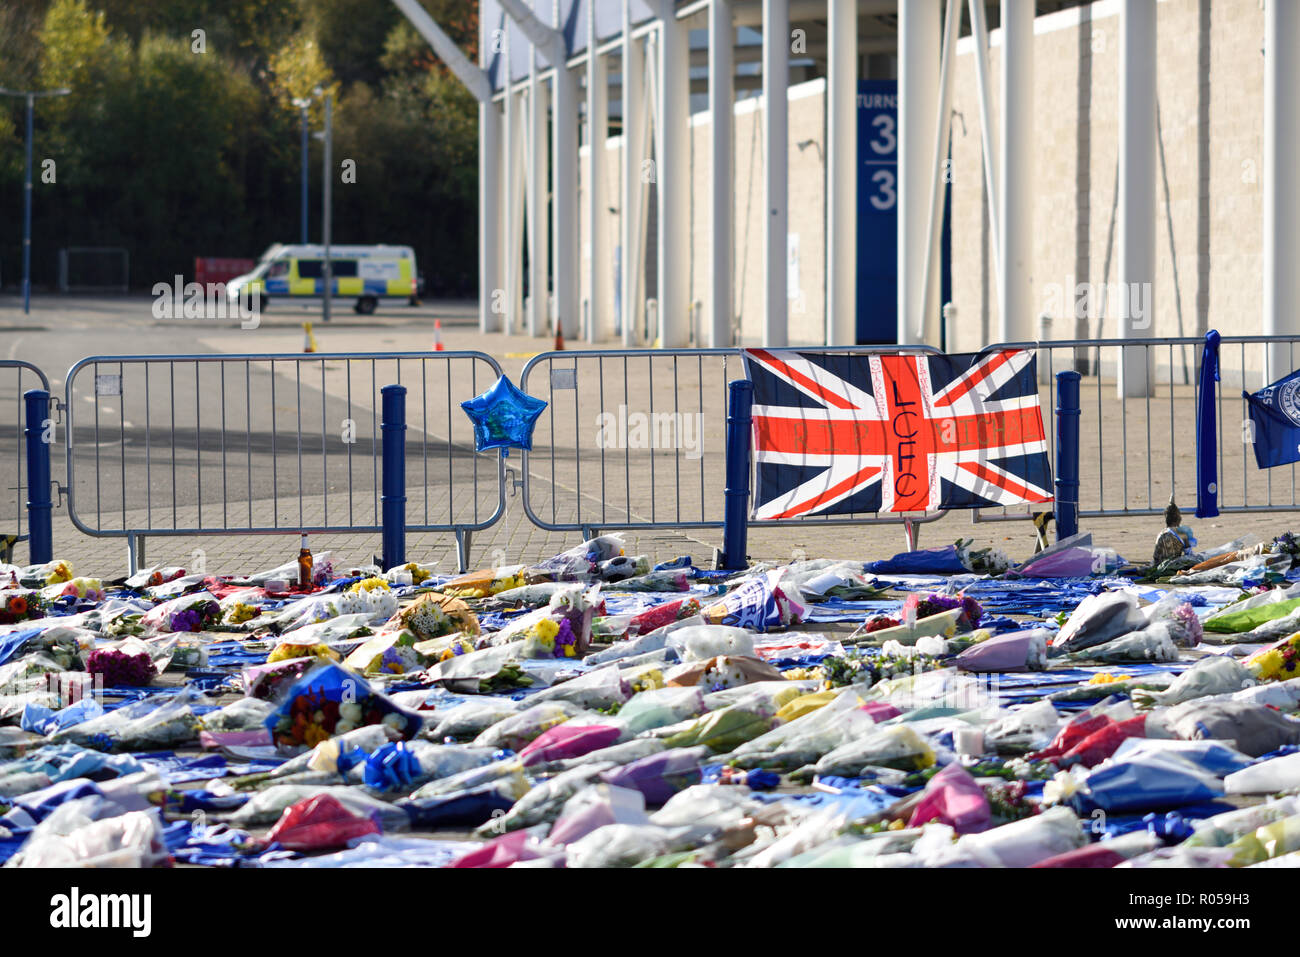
<box><xmin>0</xmin><ymin>87</ymin><xmax>71</xmax><ymax>315</ymax></box>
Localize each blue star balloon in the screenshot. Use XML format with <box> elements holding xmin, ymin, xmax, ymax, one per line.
<box><xmin>461</xmin><ymin>374</ymin><xmax>548</xmax><ymax>453</ymax></box>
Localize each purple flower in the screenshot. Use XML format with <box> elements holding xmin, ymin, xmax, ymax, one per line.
<box><xmin>553</xmin><ymin>618</ymin><xmax>576</xmax><ymax>657</ymax></box>
<box><xmin>86</xmin><ymin>648</ymin><xmax>156</xmax><ymax>687</ymax></box>
<box><xmin>170</xmin><ymin>608</ymin><xmax>201</xmax><ymax>632</ymax></box>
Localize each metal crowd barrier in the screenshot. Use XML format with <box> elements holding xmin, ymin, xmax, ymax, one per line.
<box><xmin>20</xmin><ymin>334</ymin><xmax>1300</xmax><ymax>575</ymax></box>
<box><xmin>0</xmin><ymin>360</ymin><xmax>50</xmax><ymax>563</ymax></box>
<box><xmin>969</xmin><ymin>334</ymin><xmax>1300</xmax><ymax>526</ymax></box>
<box><xmin>63</xmin><ymin>352</ymin><xmax>506</xmax><ymax>573</ymax></box>
<box><xmin>517</xmin><ymin>346</ymin><xmax>952</xmax><ymax>551</ymax></box>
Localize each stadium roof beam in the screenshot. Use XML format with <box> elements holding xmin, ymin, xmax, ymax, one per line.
<box><xmin>389</xmin><ymin>0</ymin><xmax>491</xmax><ymax>102</ymax></box>
<box><xmin>733</xmin><ymin>0</ymin><xmax>897</xmax><ymax>27</ymax></box>
<box><xmin>389</xmin><ymin>0</ymin><xmax>499</xmax><ymax>334</ymax></box>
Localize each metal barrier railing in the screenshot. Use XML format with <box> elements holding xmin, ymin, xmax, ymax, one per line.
<box><xmin>63</xmin><ymin>352</ymin><xmax>506</xmax><ymax>573</ymax></box>
<box><xmin>969</xmin><ymin>334</ymin><xmax>1300</xmax><ymax>525</ymax></box>
<box><xmin>518</xmin><ymin>346</ymin><xmax>952</xmax><ymax>549</ymax></box>
<box><xmin>0</xmin><ymin>360</ymin><xmax>50</xmax><ymax>562</ymax></box>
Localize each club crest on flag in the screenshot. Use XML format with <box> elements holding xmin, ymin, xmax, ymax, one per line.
<box><xmin>743</xmin><ymin>348</ymin><xmax>1054</xmax><ymax>519</ymax></box>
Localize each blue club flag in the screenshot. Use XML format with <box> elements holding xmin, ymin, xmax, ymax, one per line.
<box><xmin>1195</xmin><ymin>330</ymin><xmax>1220</xmax><ymax>518</ymax></box>
<box><xmin>1243</xmin><ymin>364</ymin><xmax>1300</xmax><ymax>470</ymax></box>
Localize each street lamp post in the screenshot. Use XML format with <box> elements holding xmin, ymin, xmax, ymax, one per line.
<box><xmin>292</xmin><ymin>97</ymin><xmax>311</xmax><ymax>244</ymax></box>
<box><xmin>0</xmin><ymin>87</ymin><xmax>71</xmax><ymax>315</ymax></box>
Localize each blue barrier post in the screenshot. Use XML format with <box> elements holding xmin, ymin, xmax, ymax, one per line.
<box><xmin>1195</xmin><ymin>329</ymin><xmax>1221</xmax><ymax>518</ymax></box>
<box><xmin>380</xmin><ymin>385</ymin><xmax>407</xmax><ymax>569</ymax></box>
<box><xmin>23</xmin><ymin>389</ymin><xmax>52</xmax><ymax>563</ymax></box>
<box><xmin>1054</xmin><ymin>371</ymin><xmax>1081</xmax><ymax>540</ymax></box>
<box><xmin>722</xmin><ymin>379</ymin><xmax>754</xmax><ymax>570</ymax></box>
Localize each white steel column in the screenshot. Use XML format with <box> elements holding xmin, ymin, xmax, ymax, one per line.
<box><xmin>586</xmin><ymin>8</ymin><xmax>609</xmax><ymax>343</ymax></box>
<box><xmin>499</xmin><ymin>0</ymin><xmax>566</xmax><ymax>339</ymax></box>
<box><xmin>999</xmin><ymin>0</ymin><xmax>1033</xmax><ymax>344</ymax></box>
<box><xmin>621</xmin><ymin>2</ymin><xmax>645</xmax><ymax>347</ymax></box>
<box><xmin>479</xmin><ymin>103</ymin><xmax>502</xmax><ymax>333</ymax></box>
<box><xmin>709</xmin><ymin>0</ymin><xmax>735</xmax><ymax>348</ymax></box>
<box><xmin>762</xmin><ymin>0</ymin><xmax>789</xmax><ymax>347</ymax></box>
<box><xmin>967</xmin><ymin>0</ymin><xmax>1000</xmax><ymax>309</ymax></box>
<box><xmin>1264</xmin><ymin>0</ymin><xmax>1300</xmax><ymax>381</ymax></box>
<box><xmin>1118</xmin><ymin>0</ymin><xmax>1155</xmax><ymax>396</ymax></box>
<box><xmin>657</xmin><ymin>3</ymin><xmax>691</xmax><ymax>347</ymax></box>
<box><xmin>505</xmin><ymin>86</ymin><xmax>524</xmax><ymax>333</ymax></box>
<box><xmin>552</xmin><ymin>11</ymin><xmax>578</xmax><ymax>339</ymax></box>
<box><xmin>917</xmin><ymin>0</ymin><xmax>957</xmax><ymax>342</ymax></box>
<box><xmin>897</xmin><ymin>0</ymin><xmax>940</xmax><ymax>345</ymax></box>
<box><xmin>528</xmin><ymin>67</ymin><xmax>550</xmax><ymax>337</ymax></box>
<box><xmin>826</xmin><ymin>0</ymin><xmax>856</xmax><ymax>346</ymax></box>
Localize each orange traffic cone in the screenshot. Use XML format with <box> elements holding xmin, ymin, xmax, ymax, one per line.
<box><xmin>302</xmin><ymin>322</ymin><xmax>317</xmax><ymax>353</ymax></box>
<box><xmin>554</xmin><ymin>320</ymin><xmax>565</xmax><ymax>351</ymax></box>
<box><xmin>433</xmin><ymin>319</ymin><xmax>444</xmax><ymax>351</ymax></box>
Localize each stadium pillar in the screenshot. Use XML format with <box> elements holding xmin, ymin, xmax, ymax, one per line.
<box><xmin>1118</xmin><ymin>0</ymin><xmax>1156</xmax><ymax>397</ymax></box>
<box><xmin>480</xmin><ymin>97</ymin><xmax>502</xmax><ymax>334</ymax></box>
<box><xmin>621</xmin><ymin>2</ymin><xmax>645</xmax><ymax>347</ymax></box>
<box><xmin>898</xmin><ymin>0</ymin><xmax>940</xmax><ymax>346</ymax></box>
<box><xmin>528</xmin><ymin>60</ymin><xmax>550</xmax><ymax>338</ymax></box>
<box><xmin>917</xmin><ymin>0</ymin><xmax>957</xmax><ymax>346</ymax></box>
<box><xmin>967</xmin><ymin>0</ymin><xmax>1001</xmax><ymax>313</ymax></box>
<box><xmin>762</xmin><ymin>0</ymin><xmax>789</xmax><ymax>348</ymax></box>
<box><xmin>504</xmin><ymin>84</ymin><xmax>522</xmax><ymax>334</ymax></box>
<box><xmin>826</xmin><ymin>0</ymin><xmax>856</xmax><ymax>347</ymax></box>
<box><xmin>658</xmin><ymin>3</ymin><xmax>691</xmax><ymax>347</ymax></box>
<box><xmin>586</xmin><ymin>7</ymin><xmax>609</xmax><ymax>343</ymax></box>
<box><xmin>1264</xmin><ymin>0</ymin><xmax>1300</xmax><ymax>382</ymax></box>
<box><xmin>709</xmin><ymin>0</ymin><xmax>735</xmax><ymax>348</ymax></box>
<box><xmin>553</xmin><ymin>48</ymin><xmax>579</xmax><ymax>340</ymax></box>
<box><xmin>1000</xmin><ymin>0</ymin><xmax>1034</xmax><ymax>345</ymax></box>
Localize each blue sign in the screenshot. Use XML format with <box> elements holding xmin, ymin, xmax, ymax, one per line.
<box><xmin>856</xmin><ymin>80</ymin><xmax>951</xmax><ymax>346</ymax></box>
<box><xmin>857</xmin><ymin>80</ymin><xmax>898</xmax><ymax>344</ymax></box>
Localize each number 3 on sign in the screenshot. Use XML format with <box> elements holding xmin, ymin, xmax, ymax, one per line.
<box><xmin>870</xmin><ymin>114</ymin><xmax>896</xmax><ymax>155</ymax></box>
<box><xmin>870</xmin><ymin>169</ymin><xmax>896</xmax><ymax>211</ymax></box>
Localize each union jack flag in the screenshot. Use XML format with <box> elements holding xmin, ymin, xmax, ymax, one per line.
<box><xmin>743</xmin><ymin>349</ymin><xmax>1053</xmax><ymax>519</ymax></box>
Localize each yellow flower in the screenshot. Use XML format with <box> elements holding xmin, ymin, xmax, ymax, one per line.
<box><xmin>226</xmin><ymin>602</ymin><xmax>259</xmax><ymax>624</ymax></box>
<box><xmin>1087</xmin><ymin>673</ymin><xmax>1132</xmax><ymax>685</ymax></box>
<box><xmin>535</xmin><ymin>618</ymin><xmax>560</xmax><ymax>640</ymax></box>
<box><xmin>350</xmin><ymin>577</ymin><xmax>391</xmax><ymax>593</ymax></box>
<box><xmin>404</xmin><ymin>563</ymin><xmax>431</xmax><ymax>585</ymax></box>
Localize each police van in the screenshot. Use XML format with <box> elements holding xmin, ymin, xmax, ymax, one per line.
<box><xmin>226</xmin><ymin>244</ymin><xmax>420</xmax><ymax>315</ymax></box>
